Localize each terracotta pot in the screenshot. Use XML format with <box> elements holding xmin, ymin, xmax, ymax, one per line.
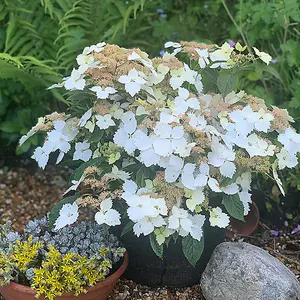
<box><xmin>0</xmin><ymin>252</ymin><xmax>128</xmax><ymax>300</ymax></box>
<box><xmin>228</xmin><ymin>202</ymin><xmax>260</xmax><ymax>237</ymax></box>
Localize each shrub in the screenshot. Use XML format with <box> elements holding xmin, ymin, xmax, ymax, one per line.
<box><xmin>21</xmin><ymin>40</ymin><xmax>300</xmax><ymax>265</ymax></box>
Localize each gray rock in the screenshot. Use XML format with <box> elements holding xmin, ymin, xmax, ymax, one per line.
<box><xmin>201</xmin><ymin>242</ymin><xmax>300</xmax><ymax>300</ymax></box>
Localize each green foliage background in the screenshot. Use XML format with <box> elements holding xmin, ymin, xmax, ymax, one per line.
<box><xmin>0</xmin><ymin>0</ymin><xmax>231</xmax><ymax>152</ymax></box>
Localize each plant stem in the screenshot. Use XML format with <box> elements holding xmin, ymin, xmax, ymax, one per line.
<box><xmin>221</xmin><ymin>0</ymin><xmax>251</xmax><ymax>53</ymax></box>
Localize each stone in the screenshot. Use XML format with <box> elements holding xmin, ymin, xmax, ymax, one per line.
<box><xmin>201</xmin><ymin>242</ymin><xmax>300</xmax><ymax>300</ymax></box>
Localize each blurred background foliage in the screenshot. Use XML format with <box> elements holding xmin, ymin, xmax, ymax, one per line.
<box><xmin>0</xmin><ymin>0</ymin><xmax>300</xmax><ymax>203</ymax></box>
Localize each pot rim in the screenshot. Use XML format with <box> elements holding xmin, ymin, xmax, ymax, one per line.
<box><xmin>2</xmin><ymin>251</ymin><xmax>129</xmax><ymax>296</ymax></box>
<box><xmin>228</xmin><ymin>201</ymin><xmax>260</xmax><ymax>237</ymax></box>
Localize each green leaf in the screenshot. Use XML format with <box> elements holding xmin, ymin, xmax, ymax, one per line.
<box><xmin>217</xmin><ymin>71</ymin><xmax>238</xmax><ymax>97</ymax></box>
<box><xmin>121</xmin><ymin>221</ymin><xmax>134</xmax><ymax>237</ymax></box>
<box><xmin>135</xmin><ymin>166</ymin><xmax>154</xmax><ymax>187</ymax></box>
<box><xmin>48</xmin><ymin>193</ymin><xmax>80</xmax><ymax>228</ymax></box>
<box><xmin>136</xmin><ymin>114</ymin><xmax>147</xmax><ymax>125</ymax></box>
<box><xmin>222</xmin><ymin>194</ymin><xmax>245</xmax><ymax>221</ymax></box>
<box><xmin>182</xmin><ymin>235</ymin><xmax>204</xmax><ymax>266</ymax></box>
<box><xmin>202</xmin><ymin>68</ymin><xmax>219</xmax><ymax>93</ymax></box>
<box><xmin>88</xmin><ymin>127</ymin><xmax>104</xmax><ymax>143</ymax></box>
<box><xmin>0</xmin><ymin>121</ymin><xmax>22</xmax><ymax>133</ymax></box>
<box><xmin>71</xmin><ymin>157</ymin><xmax>105</xmax><ymax>181</ymax></box>
<box><xmin>149</xmin><ymin>233</ymin><xmax>163</xmax><ymax>258</ymax></box>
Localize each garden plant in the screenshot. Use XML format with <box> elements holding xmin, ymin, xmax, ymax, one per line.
<box><xmin>18</xmin><ymin>40</ymin><xmax>300</xmax><ymax>267</ymax></box>
<box><xmin>0</xmin><ymin>218</ymin><xmax>126</xmax><ymax>300</ymax></box>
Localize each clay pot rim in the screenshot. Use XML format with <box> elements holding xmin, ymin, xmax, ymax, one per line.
<box><xmin>227</xmin><ymin>201</ymin><xmax>260</xmax><ymax>237</ymax></box>
<box><xmin>4</xmin><ymin>251</ymin><xmax>129</xmax><ymax>296</ymax></box>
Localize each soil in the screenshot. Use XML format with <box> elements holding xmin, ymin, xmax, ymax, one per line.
<box><xmin>0</xmin><ymin>163</ymin><xmax>299</xmax><ymax>299</ymax></box>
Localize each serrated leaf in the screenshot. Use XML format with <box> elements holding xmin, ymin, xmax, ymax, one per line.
<box><xmin>202</xmin><ymin>68</ymin><xmax>219</xmax><ymax>93</ymax></box>
<box><xmin>135</xmin><ymin>166</ymin><xmax>154</xmax><ymax>187</ymax></box>
<box><xmin>150</xmin><ymin>233</ymin><xmax>163</xmax><ymax>258</ymax></box>
<box><xmin>135</xmin><ymin>114</ymin><xmax>147</xmax><ymax>125</ymax></box>
<box><xmin>121</xmin><ymin>221</ymin><xmax>134</xmax><ymax>237</ymax></box>
<box><xmin>48</xmin><ymin>193</ymin><xmax>80</xmax><ymax>228</ymax></box>
<box><xmin>182</xmin><ymin>235</ymin><xmax>204</xmax><ymax>266</ymax></box>
<box><xmin>217</xmin><ymin>72</ymin><xmax>238</xmax><ymax>97</ymax></box>
<box><xmin>88</xmin><ymin>127</ymin><xmax>104</xmax><ymax>143</ymax></box>
<box><xmin>222</xmin><ymin>194</ymin><xmax>245</xmax><ymax>221</ymax></box>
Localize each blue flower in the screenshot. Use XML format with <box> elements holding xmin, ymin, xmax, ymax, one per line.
<box><xmin>159</xmin><ymin>50</ymin><xmax>165</xmax><ymax>56</ymax></box>
<box><xmin>160</xmin><ymin>14</ymin><xmax>167</xmax><ymax>19</ymax></box>
<box><xmin>156</xmin><ymin>8</ymin><xmax>164</xmax><ymax>14</ymax></box>
<box><xmin>291</xmin><ymin>225</ymin><xmax>300</xmax><ymax>234</ymax></box>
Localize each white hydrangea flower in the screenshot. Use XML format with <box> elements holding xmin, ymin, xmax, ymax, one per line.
<box><xmin>82</xmin><ymin>42</ymin><xmax>106</xmax><ymax>54</ymax></box>
<box><xmin>153</xmin><ymin>123</ymin><xmax>186</xmax><ymax>157</ymax></box>
<box><xmin>76</xmin><ymin>53</ymin><xmax>101</xmax><ymax>70</ymax></box>
<box><xmin>132</xmin><ymin>130</ymin><xmax>160</xmax><ymax>167</ymax></box>
<box><xmin>95</xmin><ymin>198</ymin><xmax>121</xmax><ymax>226</ymax></box>
<box><xmin>189</xmin><ymin>214</ymin><xmax>206</xmax><ymax>241</ymax></box>
<box><xmin>95</xmin><ymin>114</ymin><xmax>115</xmax><ymax>129</ymax></box>
<box><xmin>181</xmin><ymin>163</ymin><xmax>196</xmax><ymax>190</ymax></box>
<box><xmin>186</xmin><ymin>188</ymin><xmax>205</xmax><ymax>212</ymax></box>
<box><xmin>254</xmin><ymin>109</ymin><xmax>274</xmax><ymax>132</ymax></box>
<box><xmin>106</xmin><ymin>165</ymin><xmax>130</xmax><ymax>181</ymax></box>
<box><xmin>210</xmin><ymin>42</ymin><xmax>233</xmax><ymax>68</ymax></box>
<box><xmin>164</xmin><ymin>155</ymin><xmax>184</xmax><ymax>182</ymax></box>
<box><xmin>46</xmin><ymin>120</ymin><xmax>78</xmax><ymax>164</ymax></box>
<box><xmin>246</xmin><ymin>133</ymin><xmax>275</xmax><ymax>157</ymax></box>
<box><xmin>253</xmin><ymin>47</ymin><xmax>272</xmax><ymax>65</ymax></box>
<box><xmin>114</xmin><ymin>111</ymin><xmax>137</xmax><ymax>154</ymax></box>
<box><xmin>19</xmin><ymin>117</ymin><xmax>45</xmax><ymax>146</ymax></box>
<box><xmin>278</xmin><ymin>128</ymin><xmax>300</xmax><ymax>155</ymax></box>
<box><xmin>236</xmin><ymin>172</ymin><xmax>252</xmax><ymax>190</ymax></box>
<box><xmin>173</xmin><ymin>87</ymin><xmax>200</xmax><ymax>115</ymax></box>
<box><xmin>128</xmin><ymin>51</ymin><xmax>155</xmax><ymax>73</ymax></box>
<box><xmin>73</xmin><ymin>141</ymin><xmax>92</xmax><ymax>162</ymax></box>
<box><xmin>209</xmin><ymin>207</ymin><xmax>230</xmax><ymax>228</ymax></box>
<box><xmin>78</xmin><ymin>108</ymin><xmax>92</xmax><ymax>127</ymax></box>
<box><xmin>32</xmin><ymin>145</ymin><xmax>50</xmax><ymax>169</ymax></box>
<box><xmin>195</xmin><ymin>48</ymin><xmax>210</xmax><ymax>68</ymax></box>
<box><xmin>238</xmin><ymin>190</ymin><xmax>252</xmax><ymax>215</ymax></box>
<box><xmin>169</xmin><ymin>64</ymin><xmax>203</xmax><ymax>93</ymax></box>
<box><xmin>90</xmin><ymin>86</ymin><xmax>117</xmax><ymax>99</ymax></box>
<box><xmin>229</xmin><ymin>105</ymin><xmax>259</xmax><ymax>136</ymax></box>
<box><xmin>276</xmin><ymin>148</ymin><xmax>298</xmax><ymax>169</ymax></box>
<box><xmin>168</xmin><ymin>206</ymin><xmax>192</xmax><ymax>237</ymax></box>
<box><xmin>64</xmin><ymin>69</ymin><xmax>86</xmax><ymax>90</ymax></box>
<box><xmin>118</xmin><ymin>68</ymin><xmax>146</xmax><ymax>96</ymax></box>
<box><xmin>188</xmin><ymin>113</ymin><xmax>207</xmax><ymax>131</ymax></box>
<box><xmin>133</xmin><ymin>216</ymin><xmax>165</xmax><ymax>237</ymax></box>
<box><xmin>64</xmin><ymin>174</ymin><xmax>85</xmax><ymax>195</ymax></box>
<box><xmin>208</xmin><ymin>137</ymin><xmax>236</xmax><ymax>178</ymax></box>
<box><xmin>154</xmin><ymin>227</ymin><xmax>175</xmax><ymax>245</ymax></box>
<box><xmin>164</xmin><ymin>41</ymin><xmax>182</xmax><ymax>56</ymax></box>
<box><xmin>208</xmin><ymin>178</ymin><xmax>238</xmax><ymax>195</ymax></box>
<box><xmin>54</xmin><ymin>202</ymin><xmax>79</xmax><ymax>231</ymax></box>
<box><xmin>195</xmin><ymin>162</ymin><xmax>210</xmax><ymax>187</ymax></box>
<box><xmin>110</xmin><ymin>102</ymin><xmax>124</xmax><ymax>119</ymax></box>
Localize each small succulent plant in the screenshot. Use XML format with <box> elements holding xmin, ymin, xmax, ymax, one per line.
<box><xmin>0</xmin><ymin>221</ymin><xmax>20</xmax><ymax>252</ymax></box>
<box><xmin>41</xmin><ymin>221</ymin><xmax>124</xmax><ymax>263</ymax></box>
<box><xmin>0</xmin><ymin>217</ymin><xmax>126</xmax><ymax>299</ymax></box>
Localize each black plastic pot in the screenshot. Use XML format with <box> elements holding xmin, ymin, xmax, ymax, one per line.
<box><xmin>112</xmin><ymin>223</ymin><xmax>225</xmax><ymax>287</ymax></box>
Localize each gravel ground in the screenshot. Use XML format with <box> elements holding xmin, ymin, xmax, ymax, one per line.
<box><xmin>0</xmin><ymin>164</ymin><xmax>299</xmax><ymax>299</ymax></box>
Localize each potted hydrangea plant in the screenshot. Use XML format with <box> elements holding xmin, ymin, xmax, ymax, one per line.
<box><xmin>19</xmin><ymin>40</ymin><xmax>299</xmax><ymax>286</ymax></box>
<box><xmin>0</xmin><ymin>218</ymin><xmax>127</xmax><ymax>300</ymax></box>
